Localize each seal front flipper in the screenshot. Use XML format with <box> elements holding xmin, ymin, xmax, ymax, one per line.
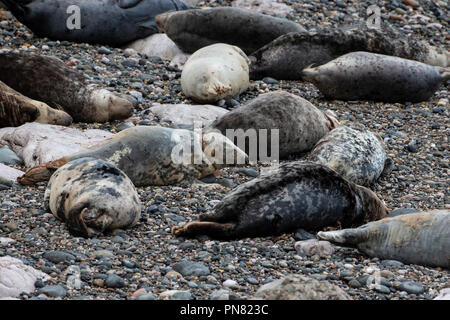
<box><xmin>172</xmin><ymin>221</ymin><xmax>236</xmax><ymax>239</ymax></box>
<box><xmin>317</xmin><ymin>228</ymin><xmax>370</xmax><ymax>246</ymax></box>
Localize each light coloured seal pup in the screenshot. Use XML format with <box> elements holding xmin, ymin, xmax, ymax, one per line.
<box><xmin>210</xmin><ymin>91</ymin><xmax>339</xmax><ymax>160</ymax></box>
<box><xmin>172</xmin><ymin>162</ymin><xmax>388</xmax><ymax>239</ymax></box>
<box><xmin>306</xmin><ymin>125</ymin><xmax>387</xmax><ymax>186</ymax></box>
<box><xmin>249</xmin><ymin>23</ymin><xmax>449</xmax><ymax>80</ymax></box>
<box><xmin>1</xmin><ymin>0</ymin><xmax>192</xmax><ymax>46</ymax></box>
<box><xmin>156</xmin><ymin>7</ymin><xmax>306</xmax><ymax>55</ymax></box>
<box><xmin>18</xmin><ymin>126</ymin><xmax>248</xmax><ymax>186</ymax></box>
<box><xmin>318</xmin><ymin>210</ymin><xmax>450</xmax><ymax>268</ymax></box>
<box><xmin>0</xmin><ymin>51</ymin><xmax>133</xmax><ymax>123</ymax></box>
<box><xmin>302</xmin><ymin>52</ymin><xmax>446</xmax><ymax>103</ymax></box>
<box><xmin>44</xmin><ymin>157</ymin><xmax>141</xmax><ymax>238</ymax></box>
<box><xmin>181</xmin><ymin>43</ymin><xmax>250</xmax><ymax>103</ymax></box>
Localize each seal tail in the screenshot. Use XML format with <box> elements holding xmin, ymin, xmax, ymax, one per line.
<box><xmin>17</xmin><ymin>157</ymin><xmax>68</xmax><ymax>185</ymax></box>
<box><xmin>302</xmin><ymin>66</ymin><xmax>318</xmax><ymax>82</ymax></box>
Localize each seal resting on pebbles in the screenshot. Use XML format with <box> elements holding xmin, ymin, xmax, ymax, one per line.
<box><xmin>318</xmin><ymin>210</ymin><xmax>450</xmax><ymax>268</ymax></box>
<box><xmin>0</xmin><ymin>80</ymin><xmax>72</xmax><ymax>128</ymax></box>
<box><xmin>0</xmin><ymin>51</ymin><xmax>133</xmax><ymax>123</ymax></box>
<box><xmin>1</xmin><ymin>0</ymin><xmax>192</xmax><ymax>46</ymax></box>
<box><xmin>302</xmin><ymin>52</ymin><xmax>446</xmax><ymax>103</ymax></box>
<box><xmin>156</xmin><ymin>7</ymin><xmax>305</xmax><ymax>55</ymax></box>
<box><xmin>181</xmin><ymin>43</ymin><xmax>250</xmax><ymax>103</ymax></box>
<box><xmin>249</xmin><ymin>23</ymin><xmax>449</xmax><ymax>80</ymax></box>
<box><xmin>44</xmin><ymin>158</ymin><xmax>141</xmax><ymax>238</ymax></box>
<box><xmin>18</xmin><ymin>126</ymin><xmax>248</xmax><ymax>186</ymax></box>
<box><xmin>172</xmin><ymin>162</ymin><xmax>388</xmax><ymax>239</ymax></box>
<box><xmin>306</xmin><ymin>125</ymin><xmax>387</xmax><ymax>186</ymax></box>
<box><xmin>210</xmin><ymin>91</ymin><xmax>339</xmax><ymax>160</ymax></box>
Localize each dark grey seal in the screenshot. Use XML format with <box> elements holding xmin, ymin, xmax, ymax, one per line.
<box><xmin>2</xmin><ymin>0</ymin><xmax>192</xmax><ymax>46</ymax></box>
<box><xmin>172</xmin><ymin>162</ymin><xmax>388</xmax><ymax>239</ymax></box>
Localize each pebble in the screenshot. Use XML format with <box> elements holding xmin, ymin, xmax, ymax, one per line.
<box><xmin>398</xmin><ymin>281</ymin><xmax>424</xmax><ymax>294</ymax></box>
<box><xmin>43</xmin><ymin>251</ymin><xmax>75</xmax><ymax>264</ymax></box>
<box><xmin>172</xmin><ymin>260</ymin><xmax>210</xmax><ymax>277</ymax></box>
<box><xmin>37</xmin><ymin>285</ymin><xmax>67</xmax><ymax>298</ymax></box>
<box><xmin>93</xmin><ymin>250</ymin><xmax>114</xmax><ymax>259</ymax></box>
<box><xmin>105</xmin><ymin>274</ymin><xmax>126</xmax><ymax>288</ymax></box>
<box><xmin>381</xmin><ymin>260</ymin><xmax>405</xmax><ymax>268</ymax></box>
<box><xmin>159</xmin><ymin>290</ymin><xmax>192</xmax><ymax>300</ymax></box>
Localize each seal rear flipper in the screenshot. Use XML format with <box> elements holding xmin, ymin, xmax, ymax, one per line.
<box><xmin>17</xmin><ymin>157</ymin><xmax>68</xmax><ymax>185</ymax></box>
<box><xmin>172</xmin><ymin>221</ymin><xmax>236</xmax><ymax>239</ymax></box>
<box><xmin>317</xmin><ymin>228</ymin><xmax>369</xmax><ymax>246</ymax></box>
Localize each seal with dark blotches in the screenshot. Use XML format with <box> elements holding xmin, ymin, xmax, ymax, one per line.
<box><xmin>318</xmin><ymin>210</ymin><xmax>450</xmax><ymax>268</ymax></box>
<box><xmin>306</xmin><ymin>125</ymin><xmax>387</xmax><ymax>186</ymax></box>
<box><xmin>0</xmin><ymin>50</ymin><xmax>132</xmax><ymax>123</ymax></box>
<box><xmin>44</xmin><ymin>157</ymin><xmax>141</xmax><ymax>238</ymax></box>
<box><xmin>249</xmin><ymin>23</ymin><xmax>449</xmax><ymax>80</ymax></box>
<box><xmin>18</xmin><ymin>126</ymin><xmax>248</xmax><ymax>186</ymax></box>
<box><xmin>302</xmin><ymin>52</ymin><xmax>445</xmax><ymax>103</ymax></box>
<box><xmin>156</xmin><ymin>7</ymin><xmax>306</xmax><ymax>55</ymax></box>
<box><xmin>1</xmin><ymin>0</ymin><xmax>192</xmax><ymax>46</ymax></box>
<box><xmin>172</xmin><ymin>162</ymin><xmax>388</xmax><ymax>239</ymax></box>
<box><xmin>210</xmin><ymin>91</ymin><xmax>339</xmax><ymax>160</ymax></box>
<box><xmin>0</xmin><ymin>80</ymin><xmax>73</xmax><ymax>128</ymax></box>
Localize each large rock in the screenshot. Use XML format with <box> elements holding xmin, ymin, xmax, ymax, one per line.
<box><xmin>0</xmin><ymin>123</ymin><xmax>113</xmax><ymax>167</ymax></box>
<box><xmin>253</xmin><ymin>274</ymin><xmax>351</xmax><ymax>300</ymax></box>
<box><xmin>0</xmin><ymin>256</ymin><xmax>50</xmax><ymax>299</ymax></box>
<box><xmin>294</xmin><ymin>239</ymin><xmax>335</xmax><ymax>257</ymax></box>
<box><xmin>0</xmin><ymin>163</ymin><xmax>24</xmax><ymax>184</ymax></box>
<box><xmin>0</xmin><ymin>146</ymin><xmax>22</xmax><ymax>165</ymax></box>
<box><xmin>231</xmin><ymin>0</ymin><xmax>293</xmax><ymax>17</ymax></box>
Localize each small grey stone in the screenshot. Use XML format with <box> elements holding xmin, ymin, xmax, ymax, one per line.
<box><xmin>262</xmin><ymin>77</ymin><xmax>280</xmax><ymax>85</ymax></box>
<box><xmin>381</xmin><ymin>260</ymin><xmax>404</xmax><ymax>268</ymax></box>
<box><xmin>137</xmin><ymin>294</ymin><xmax>156</xmax><ymax>300</ymax></box>
<box><xmin>173</xmin><ymin>260</ymin><xmax>210</xmax><ymax>277</ymax></box>
<box><xmin>348</xmin><ymin>279</ymin><xmax>362</xmax><ymax>288</ymax></box>
<box><xmin>93</xmin><ymin>250</ymin><xmax>114</xmax><ymax>259</ymax></box>
<box><xmin>293</xmin><ymin>229</ymin><xmax>316</xmax><ymax>241</ymax></box>
<box><xmin>399</xmin><ymin>281</ymin><xmax>424</xmax><ymax>295</ymax></box>
<box><xmin>210</xmin><ymin>289</ymin><xmax>230</xmax><ymax>300</ymax></box>
<box><xmin>159</xmin><ymin>290</ymin><xmax>192</xmax><ymax>300</ymax></box>
<box><xmin>38</xmin><ymin>285</ymin><xmax>67</xmax><ymax>298</ymax></box>
<box><xmin>105</xmin><ymin>274</ymin><xmax>126</xmax><ymax>288</ymax></box>
<box><xmin>43</xmin><ymin>251</ymin><xmax>75</xmax><ymax>264</ymax></box>
<box><xmin>246</xmin><ymin>277</ymin><xmax>259</xmax><ymax>285</ymax></box>
<box><xmin>373</xmin><ymin>285</ymin><xmax>391</xmax><ymax>294</ymax></box>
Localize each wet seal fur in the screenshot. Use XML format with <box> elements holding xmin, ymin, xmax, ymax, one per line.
<box><xmin>18</xmin><ymin>126</ymin><xmax>248</xmax><ymax>186</ymax></box>
<box><xmin>249</xmin><ymin>23</ymin><xmax>449</xmax><ymax>80</ymax></box>
<box><xmin>2</xmin><ymin>0</ymin><xmax>192</xmax><ymax>46</ymax></box>
<box><xmin>156</xmin><ymin>7</ymin><xmax>305</xmax><ymax>55</ymax></box>
<box><xmin>181</xmin><ymin>43</ymin><xmax>250</xmax><ymax>103</ymax></box>
<box><xmin>172</xmin><ymin>162</ymin><xmax>388</xmax><ymax>239</ymax></box>
<box><xmin>0</xmin><ymin>50</ymin><xmax>133</xmax><ymax>123</ymax></box>
<box><xmin>0</xmin><ymin>80</ymin><xmax>72</xmax><ymax>128</ymax></box>
<box><xmin>306</xmin><ymin>124</ymin><xmax>387</xmax><ymax>186</ymax></box>
<box><xmin>210</xmin><ymin>91</ymin><xmax>339</xmax><ymax>160</ymax></box>
<box><xmin>303</xmin><ymin>52</ymin><xmax>445</xmax><ymax>103</ymax></box>
<box><xmin>44</xmin><ymin>157</ymin><xmax>141</xmax><ymax>238</ymax></box>
<box><xmin>318</xmin><ymin>210</ymin><xmax>450</xmax><ymax>268</ymax></box>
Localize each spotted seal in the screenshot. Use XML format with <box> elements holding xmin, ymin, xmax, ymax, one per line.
<box><xmin>156</xmin><ymin>7</ymin><xmax>305</xmax><ymax>55</ymax></box>
<box><xmin>0</xmin><ymin>50</ymin><xmax>133</xmax><ymax>123</ymax></box>
<box><xmin>172</xmin><ymin>162</ymin><xmax>388</xmax><ymax>239</ymax></box>
<box><xmin>2</xmin><ymin>0</ymin><xmax>192</xmax><ymax>46</ymax></box>
<box><xmin>318</xmin><ymin>210</ymin><xmax>450</xmax><ymax>268</ymax></box>
<box><xmin>44</xmin><ymin>157</ymin><xmax>141</xmax><ymax>238</ymax></box>
<box><xmin>18</xmin><ymin>126</ymin><xmax>248</xmax><ymax>186</ymax></box>
<box><xmin>302</xmin><ymin>52</ymin><xmax>446</xmax><ymax>103</ymax></box>
<box><xmin>306</xmin><ymin>125</ymin><xmax>387</xmax><ymax>186</ymax></box>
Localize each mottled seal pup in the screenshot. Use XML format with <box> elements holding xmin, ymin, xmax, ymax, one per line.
<box><xmin>156</xmin><ymin>7</ymin><xmax>305</xmax><ymax>55</ymax></box>
<box><xmin>0</xmin><ymin>51</ymin><xmax>132</xmax><ymax>123</ymax></box>
<box><xmin>249</xmin><ymin>23</ymin><xmax>449</xmax><ymax>80</ymax></box>
<box><xmin>302</xmin><ymin>52</ymin><xmax>445</xmax><ymax>103</ymax></box>
<box><xmin>18</xmin><ymin>126</ymin><xmax>248</xmax><ymax>186</ymax></box>
<box><xmin>44</xmin><ymin>158</ymin><xmax>141</xmax><ymax>238</ymax></box>
<box><xmin>172</xmin><ymin>162</ymin><xmax>388</xmax><ymax>239</ymax></box>
<box><xmin>0</xmin><ymin>80</ymin><xmax>72</xmax><ymax>128</ymax></box>
<box><xmin>306</xmin><ymin>125</ymin><xmax>387</xmax><ymax>186</ymax></box>
<box><xmin>318</xmin><ymin>210</ymin><xmax>450</xmax><ymax>268</ymax></box>
<box><xmin>210</xmin><ymin>91</ymin><xmax>339</xmax><ymax>160</ymax></box>
<box><xmin>181</xmin><ymin>44</ymin><xmax>250</xmax><ymax>103</ymax></box>
<box><xmin>2</xmin><ymin>0</ymin><xmax>192</xmax><ymax>46</ymax></box>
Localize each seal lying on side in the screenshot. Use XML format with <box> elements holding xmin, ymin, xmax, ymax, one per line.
<box><xmin>181</xmin><ymin>44</ymin><xmax>250</xmax><ymax>103</ymax></box>
<box><xmin>302</xmin><ymin>52</ymin><xmax>445</xmax><ymax>103</ymax></box>
<box><xmin>306</xmin><ymin>125</ymin><xmax>387</xmax><ymax>186</ymax></box>
<box><xmin>1</xmin><ymin>0</ymin><xmax>191</xmax><ymax>46</ymax></box>
<box><xmin>318</xmin><ymin>210</ymin><xmax>450</xmax><ymax>268</ymax></box>
<box><xmin>210</xmin><ymin>91</ymin><xmax>339</xmax><ymax>160</ymax></box>
<box><xmin>0</xmin><ymin>80</ymin><xmax>73</xmax><ymax>128</ymax></box>
<box><xmin>249</xmin><ymin>23</ymin><xmax>449</xmax><ymax>80</ymax></box>
<box><xmin>44</xmin><ymin>157</ymin><xmax>141</xmax><ymax>238</ymax></box>
<box><xmin>18</xmin><ymin>126</ymin><xmax>248</xmax><ymax>186</ymax></box>
<box><xmin>156</xmin><ymin>7</ymin><xmax>305</xmax><ymax>55</ymax></box>
<box><xmin>172</xmin><ymin>162</ymin><xmax>388</xmax><ymax>239</ymax></box>
<box><xmin>0</xmin><ymin>51</ymin><xmax>132</xmax><ymax>123</ymax></box>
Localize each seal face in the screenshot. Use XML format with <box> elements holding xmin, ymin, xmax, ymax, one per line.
<box><xmin>306</xmin><ymin>125</ymin><xmax>387</xmax><ymax>186</ymax></box>
<box><xmin>181</xmin><ymin>43</ymin><xmax>250</xmax><ymax>103</ymax></box>
<box><xmin>318</xmin><ymin>210</ymin><xmax>450</xmax><ymax>268</ymax></box>
<box><xmin>172</xmin><ymin>162</ymin><xmax>388</xmax><ymax>239</ymax></box>
<box><xmin>156</xmin><ymin>7</ymin><xmax>306</xmax><ymax>55</ymax></box>
<box><xmin>2</xmin><ymin>0</ymin><xmax>192</xmax><ymax>46</ymax></box>
<box><xmin>44</xmin><ymin>157</ymin><xmax>142</xmax><ymax>238</ymax></box>
<box><xmin>211</xmin><ymin>91</ymin><xmax>339</xmax><ymax>160</ymax></box>
<box><xmin>302</xmin><ymin>52</ymin><xmax>443</xmax><ymax>103</ymax></box>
